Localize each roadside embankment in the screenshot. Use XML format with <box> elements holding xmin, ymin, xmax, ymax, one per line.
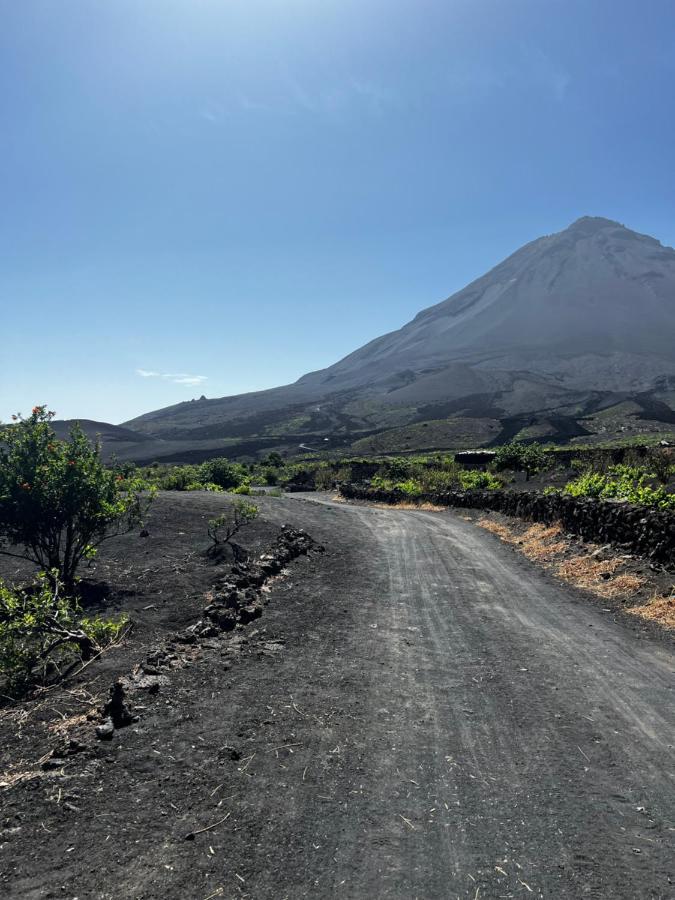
<box><xmin>339</xmin><ymin>483</ymin><xmax>675</xmax><ymax>564</ymax></box>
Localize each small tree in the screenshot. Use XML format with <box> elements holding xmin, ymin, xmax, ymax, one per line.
<box><xmin>200</xmin><ymin>457</ymin><xmax>247</xmax><ymax>490</ymax></box>
<box><xmin>648</xmin><ymin>448</ymin><xmax>674</xmax><ymax>485</ymax></box>
<box><xmin>207</xmin><ymin>500</ymin><xmax>258</xmax><ymax>549</ymax></box>
<box><xmin>493</xmin><ymin>441</ymin><xmax>546</xmax><ymax>481</ymax></box>
<box><xmin>0</xmin><ymin>407</ymin><xmax>149</xmax><ymax>589</ymax></box>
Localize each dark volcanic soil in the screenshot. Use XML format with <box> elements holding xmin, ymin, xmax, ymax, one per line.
<box><xmin>1</xmin><ymin>492</ymin><xmax>674</xmax><ymax>899</ymax></box>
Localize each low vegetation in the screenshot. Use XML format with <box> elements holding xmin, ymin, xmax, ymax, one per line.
<box><xmin>0</xmin><ymin>407</ymin><xmax>143</xmax><ymax>695</ymax></box>
<box><xmin>208</xmin><ymin>500</ymin><xmax>259</xmax><ymax>549</ymax></box>
<box><xmin>0</xmin><ymin>572</ymin><xmax>128</xmax><ymax>696</ymax></box>
<box><xmin>560</xmin><ymin>463</ymin><xmax>675</xmax><ymax>510</ymax></box>
<box><xmin>2</xmin><ymin>406</ymin><xmax>672</xmax><ymax>694</ymax></box>
<box><xmin>477</xmin><ymin>517</ymin><xmax>647</xmax><ymax>601</ymax></box>
<box><xmin>493</xmin><ymin>441</ymin><xmax>547</xmax><ymax>479</ymax></box>
<box><xmin>0</xmin><ymin>407</ymin><xmax>149</xmax><ymax>588</ymax></box>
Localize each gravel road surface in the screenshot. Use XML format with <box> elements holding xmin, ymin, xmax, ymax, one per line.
<box><xmin>2</xmin><ymin>494</ymin><xmax>673</xmax><ymax>899</ymax></box>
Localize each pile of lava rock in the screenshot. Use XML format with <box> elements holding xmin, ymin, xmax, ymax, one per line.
<box><xmin>200</xmin><ymin>525</ymin><xmax>319</xmax><ymax>634</ymax></box>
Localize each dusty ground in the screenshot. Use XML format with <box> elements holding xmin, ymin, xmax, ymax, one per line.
<box><xmin>460</xmin><ymin>509</ymin><xmax>675</xmax><ymax>629</ymax></box>
<box><xmin>1</xmin><ymin>492</ymin><xmax>674</xmax><ymax>899</ymax></box>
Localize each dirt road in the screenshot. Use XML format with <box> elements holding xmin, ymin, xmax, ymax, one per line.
<box><xmin>2</xmin><ymin>495</ymin><xmax>674</xmax><ymax>898</ymax></box>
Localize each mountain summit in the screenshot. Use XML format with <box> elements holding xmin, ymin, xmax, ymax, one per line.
<box><xmin>124</xmin><ymin>218</ymin><xmax>675</xmax><ymax>459</ymax></box>
<box><xmin>298</xmin><ymin>216</ymin><xmax>675</xmax><ymax>390</ymax></box>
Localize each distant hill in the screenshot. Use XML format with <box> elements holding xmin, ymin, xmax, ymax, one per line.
<box><xmin>118</xmin><ymin>216</ymin><xmax>675</xmax><ymax>461</ymax></box>
<box><xmin>51</xmin><ymin>420</ymin><xmax>152</xmax><ymax>445</ymax></box>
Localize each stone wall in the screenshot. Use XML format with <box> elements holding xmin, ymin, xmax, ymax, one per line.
<box><xmin>340</xmin><ymin>484</ymin><xmax>675</xmax><ymax>564</ymax></box>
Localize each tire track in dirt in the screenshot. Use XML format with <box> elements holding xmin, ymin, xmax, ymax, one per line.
<box><xmin>2</xmin><ymin>495</ymin><xmax>673</xmax><ymax>899</ymax></box>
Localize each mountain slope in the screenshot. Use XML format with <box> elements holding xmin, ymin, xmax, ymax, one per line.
<box><xmin>123</xmin><ymin>217</ymin><xmax>675</xmax><ymax>459</ymax></box>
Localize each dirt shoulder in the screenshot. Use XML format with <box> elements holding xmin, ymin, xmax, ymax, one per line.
<box><xmin>459</xmin><ymin>507</ymin><xmax>675</xmax><ymax>633</ymax></box>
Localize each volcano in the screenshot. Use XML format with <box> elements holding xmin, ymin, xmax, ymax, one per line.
<box><xmin>122</xmin><ymin>217</ymin><xmax>675</xmax><ymax>460</ymax></box>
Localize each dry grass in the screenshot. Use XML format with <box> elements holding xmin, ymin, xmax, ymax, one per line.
<box><xmin>626</xmin><ymin>591</ymin><xmax>675</xmax><ymax>628</ymax></box>
<box><xmin>556</xmin><ymin>555</ymin><xmax>620</xmax><ymax>583</ymax></box>
<box><xmin>478</xmin><ymin>519</ymin><xmax>567</xmax><ymax>562</ymax></box>
<box><xmin>388</xmin><ymin>501</ymin><xmax>445</xmax><ymax>512</ymax></box>
<box><xmin>47</xmin><ymin>710</ymin><xmax>91</xmax><ymax>737</ymax></box>
<box><xmin>601</xmin><ymin>574</ymin><xmax>646</xmax><ymax>598</ymax></box>
<box><xmin>0</xmin><ymin>768</ymin><xmax>42</xmax><ymax>790</ymax></box>
<box><xmin>363</xmin><ymin>500</ymin><xmax>446</xmax><ymax>511</ymax></box>
<box><xmin>553</xmin><ymin>556</ymin><xmax>645</xmax><ymax>598</ymax></box>
<box><xmin>519</xmin><ymin>524</ymin><xmax>567</xmax><ymax>562</ymax></box>
<box><xmin>478</xmin><ymin>516</ymin><xmax>648</xmax><ymax>604</ymax></box>
<box><xmin>478</xmin><ymin>519</ymin><xmax>513</xmax><ymax>541</ymax></box>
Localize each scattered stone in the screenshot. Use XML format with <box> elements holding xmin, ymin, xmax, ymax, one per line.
<box><xmin>219</xmin><ymin>745</ymin><xmax>241</xmax><ymax>761</ymax></box>
<box><xmin>95</xmin><ymin>720</ymin><xmax>115</xmax><ymax>741</ymax></box>
<box><xmin>238</xmin><ymin>603</ymin><xmax>262</xmax><ymax>625</ymax></box>
<box><xmin>102</xmin><ymin>681</ymin><xmax>137</xmax><ymax>728</ymax></box>
<box><xmin>41</xmin><ymin>757</ymin><xmax>67</xmax><ymax>770</ymax></box>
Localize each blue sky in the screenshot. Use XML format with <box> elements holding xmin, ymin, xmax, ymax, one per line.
<box><xmin>1</xmin><ymin>0</ymin><xmax>674</xmax><ymax>423</ymax></box>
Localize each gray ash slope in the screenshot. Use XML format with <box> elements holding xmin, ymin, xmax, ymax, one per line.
<box><xmin>122</xmin><ymin>217</ymin><xmax>675</xmax><ymax>458</ymax></box>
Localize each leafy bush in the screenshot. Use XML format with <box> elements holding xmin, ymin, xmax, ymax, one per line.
<box><xmin>563</xmin><ymin>471</ymin><xmax>607</xmax><ymax>499</ymax></box>
<box><xmin>371</xmin><ymin>473</ymin><xmax>394</xmax><ymax>490</ymax></box>
<box><xmin>493</xmin><ymin>442</ymin><xmax>547</xmax><ymax>479</ymax></box>
<box><xmin>564</xmin><ymin>465</ymin><xmax>675</xmax><ymax>509</ymax></box>
<box><xmin>0</xmin><ymin>573</ymin><xmax>127</xmax><ymax>695</ymax></box>
<box><xmin>185</xmin><ymin>481</ymin><xmax>223</xmax><ymax>492</ymax></box>
<box><xmin>0</xmin><ymin>407</ymin><xmax>149</xmax><ymax>588</ymax></box>
<box><xmin>314</xmin><ymin>465</ymin><xmax>335</xmax><ymax>491</ymax></box>
<box><xmin>231</xmin><ymin>481</ymin><xmax>252</xmax><ymax>495</ymax></box>
<box><xmin>199</xmin><ymin>458</ymin><xmax>247</xmax><ymax>491</ymax></box>
<box><xmin>395</xmin><ymin>479</ymin><xmax>423</xmax><ymax>497</ymax></box>
<box><xmin>379</xmin><ymin>458</ymin><xmax>419</xmax><ymax>481</ymax></box>
<box><xmin>207</xmin><ymin>500</ymin><xmax>259</xmax><ymax>547</ymax></box>
<box><xmin>417</xmin><ymin>469</ymin><xmax>460</xmax><ymax>492</ymax></box>
<box><xmin>458</xmin><ymin>470</ymin><xmax>502</xmax><ymax>490</ymax></box>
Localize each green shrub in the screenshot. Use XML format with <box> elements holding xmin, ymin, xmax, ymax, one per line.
<box><xmin>185</xmin><ymin>481</ymin><xmax>223</xmax><ymax>492</ymax></box>
<box><xmin>156</xmin><ymin>466</ymin><xmax>201</xmax><ymax>491</ymax></box>
<box><xmin>458</xmin><ymin>470</ymin><xmax>502</xmax><ymax>490</ymax></box>
<box><xmin>334</xmin><ymin>465</ymin><xmax>353</xmax><ymax>483</ymax></box>
<box><xmin>207</xmin><ymin>500</ymin><xmax>259</xmax><ymax>547</ymax></box>
<box><xmin>199</xmin><ymin>458</ymin><xmax>247</xmax><ymax>491</ymax></box>
<box><xmin>0</xmin><ymin>573</ymin><xmax>127</xmax><ymax>695</ymax></box>
<box><xmin>395</xmin><ymin>479</ymin><xmax>423</xmax><ymax>497</ymax></box>
<box><xmin>231</xmin><ymin>480</ymin><xmax>252</xmax><ymax>495</ymax></box>
<box><xmin>564</xmin><ymin>471</ymin><xmax>607</xmax><ymax>499</ymax></box>
<box><xmin>417</xmin><ymin>469</ymin><xmax>459</xmax><ymax>492</ymax></box>
<box><xmin>493</xmin><ymin>442</ymin><xmax>546</xmax><ymax>479</ymax></box>
<box><xmin>371</xmin><ymin>473</ymin><xmax>394</xmax><ymax>490</ymax></box>
<box><xmin>564</xmin><ymin>465</ymin><xmax>675</xmax><ymax>509</ymax></box>
<box><xmin>0</xmin><ymin>407</ymin><xmax>149</xmax><ymax>588</ymax></box>
<box><xmin>314</xmin><ymin>465</ymin><xmax>335</xmax><ymax>491</ymax></box>
<box><xmin>385</xmin><ymin>458</ymin><xmax>415</xmax><ymax>480</ymax></box>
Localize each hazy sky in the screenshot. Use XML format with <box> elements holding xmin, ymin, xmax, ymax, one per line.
<box><xmin>2</xmin><ymin>0</ymin><xmax>674</xmax><ymax>423</ymax></box>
